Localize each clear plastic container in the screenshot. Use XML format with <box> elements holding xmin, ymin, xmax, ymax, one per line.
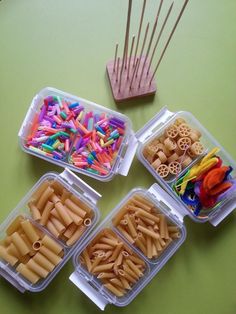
<box><xmin>136</xmin><ymin>107</ymin><xmax>236</xmax><ymax>226</ymax></box>
<box><xmin>18</xmin><ymin>87</ymin><xmax>137</xmax><ymax>182</ymax></box>
<box><xmin>0</xmin><ymin>168</ymin><xmax>101</xmax><ymax>292</ymax></box>
<box><xmin>69</xmin><ymin>184</ymin><xmax>186</xmax><ymax>309</ymax></box>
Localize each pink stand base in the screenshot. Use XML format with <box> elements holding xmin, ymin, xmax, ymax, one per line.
<box><xmin>106</xmin><ymin>56</ymin><xmax>157</xmax><ymax>102</ymax></box>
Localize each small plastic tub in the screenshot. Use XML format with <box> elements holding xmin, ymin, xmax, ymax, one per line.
<box><xmin>70</xmin><ymin>184</ymin><xmax>186</xmax><ymax>309</ymax></box>
<box><xmin>0</xmin><ymin>168</ymin><xmax>100</xmax><ymax>292</ymax></box>
<box><xmin>18</xmin><ymin>87</ymin><xmax>137</xmax><ymax>182</ymax></box>
<box><xmin>136</xmin><ymin>107</ymin><xmax>236</xmax><ymax>225</ymax></box>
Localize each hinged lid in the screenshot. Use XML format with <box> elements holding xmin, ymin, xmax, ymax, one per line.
<box><xmin>0</xmin><ymin>266</ymin><xmax>26</xmax><ymax>293</ymax></box>
<box><xmin>148</xmin><ymin>183</ymin><xmax>188</xmax><ymax>223</ymax></box>
<box><xmin>136</xmin><ymin>107</ymin><xmax>175</xmax><ymax>144</ymax></box>
<box><xmin>18</xmin><ymin>95</ymin><xmax>40</xmax><ymax>138</ymax></box>
<box><xmin>117</xmin><ymin>131</ymin><xmax>138</xmax><ymax>176</ymax></box>
<box><xmin>209</xmin><ymin>194</ymin><xmax>236</xmax><ymax>226</ymax></box>
<box><xmin>70</xmin><ymin>271</ymin><xmax>109</xmax><ymax>310</ymax></box>
<box><xmin>59</xmin><ymin>168</ymin><xmax>101</xmax><ymax>205</ymax></box>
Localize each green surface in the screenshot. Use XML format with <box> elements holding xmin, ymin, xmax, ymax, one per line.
<box><xmin>0</xmin><ymin>0</ymin><xmax>236</xmax><ymax>313</ymax></box>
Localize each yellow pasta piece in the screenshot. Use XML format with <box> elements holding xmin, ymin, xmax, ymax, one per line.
<box><xmin>159</xmin><ymin>214</ymin><xmax>166</xmax><ymax>238</ymax></box>
<box><xmin>108</xmin><ymin>242</ymin><xmax>123</xmax><ymax>262</ymax></box>
<box><xmin>137</xmin><ymin>225</ymin><xmax>159</xmax><ymax>239</ymax></box>
<box><xmin>31</xmin><ymin>180</ymin><xmax>51</xmax><ymax>203</ymax></box>
<box><xmin>50</xmin><ymin>193</ymin><xmax>61</xmax><ymax>204</ymax></box>
<box><xmin>7</xmin><ymin>243</ymin><xmax>21</xmax><ymax>259</ymax></box>
<box><xmin>46</xmin><ymin>220</ymin><xmax>60</xmax><ymax>238</ymax></box>
<box><xmin>99</xmin><ymin>236</ymin><xmax>119</xmax><ymax>247</ymax></box>
<box><xmin>55</xmin><ymin>202</ymin><xmax>73</xmax><ymax>226</ymax></box>
<box><xmin>63</xmin><ymin>223</ymin><xmax>77</xmax><ymax>238</ymax></box>
<box><xmin>167</xmin><ymin>225</ymin><xmax>179</xmax><ymax>233</ymax></box>
<box><xmin>33</xmin><ymin>252</ymin><xmax>55</xmax><ymax>272</ymax></box>
<box><xmin>6</xmin><ymin>215</ymin><xmax>24</xmax><ymax>236</ymax></box>
<box><xmin>125</xmin><ymin>259</ymin><xmax>143</xmax><ymax>277</ymax></box>
<box><xmin>135</xmin><ymin>208</ymin><xmax>160</xmax><ymax>223</ymax></box>
<box><xmin>70</xmin><ymin>194</ymin><xmax>92</xmax><ymax>214</ymax></box>
<box><xmin>125</xmin><ymin>214</ymin><xmax>137</xmax><ymax>238</ymax></box>
<box><xmin>97</xmin><ymin>272</ymin><xmax>115</xmax><ymax>279</ymax></box>
<box><xmin>16</xmin><ymin>263</ymin><xmax>40</xmax><ymax>284</ymax></box>
<box><xmin>37</xmin><ymin>186</ymin><xmax>54</xmax><ymax>211</ymax></box>
<box><xmin>92</xmin><ymin>262</ymin><xmax>114</xmax><ymax>273</ymax></box>
<box><xmin>28</xmin><ymin>202</ymin><xmax>41</xmax><ymax>221</ymax></box>
<box><xmin>40</xmin><ymin>201</ymin><xmax>54</xmax><ymax>225</ymax></box>
<box><xmin>61</xmin><ymin>189</ymin><xmax>71</xmax><ymax>203</ymax></box>
<box><xmin>82</xmin><ymin>248</ymin><xmax>92</xmax><ymax>272</ymax></box>
<box><xmin>0</xmin><ymin>246</ymin><xmax>18</xmax><ymax>266</ymax></box>
<box><xmin>20</xmin><ymin>233</ymin><xmax>36</xmax><ymax>257</ymax></box>
<box><xmin>20</xmin><ymin>220</ymin><xmax>40</xmax><ymax>243</ymax></box>
<box><xmin>11</xmin><ymin>232</ymin><xmax>30</xmax><ymax>256</ymax></box>
<box><xmin>64</xmin><ymin>199</ymin><xmax>86</xmax><ymax>218</ymax></box>
<box><xmin>27</xmin><ymin>259</ymin><xmax>49</xmax><ymax>278</ymax></box>
<box><xmin>66</xmin><ymin>225</ymin><xmax>86</xmax><ymax>246</ymax></box>
<box><xmin>116</xmin><ymin>225</ymin><xmax>135</xmax><ymax>244</ymax></box>
<box><xmin>104</xmin><ymin>283</ymin><xmax>124</xmax><ymax>297</ymax></box>
<box><xmin>112</xmin><ymin>205</ymin><xmax>129</xmax><ymax>226</ymax></box>
<box><xmin>41</xmin><ymin>235</ymin><xmax>63</xmax><ymax>255</ymax></box>
<box><xmin>64</xmin><ymin>206</ymin><xmax>83</xmax><ymax>225</ymax></box>
<box><xmin>39</xmin><ymin>246</ymin><xmax>62</xmax><ymax>265</ymax></box>
<box><xmin>50</xmin><ymin>216</ymin><xmax>66</xmax><ymax>234</ymax></box>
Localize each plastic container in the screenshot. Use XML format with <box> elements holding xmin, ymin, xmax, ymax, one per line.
<box><xmin>136</xmin><ymin>107</ymin><xmax>236</xmax><ymax>226</ymax></box>
<box><xmin>0</xmin><ymin>168</ymin><xmax>100</xmax><ymax>292</ymax></box>
<box><xmin>18</xmin><ymin>87</ymin><xmax>138</xmax><ymax>182</ymax></box>
<box><xmin>69</xmin><ymin>184</ymin><xmax>186</xmax><ymax>309</ymax></box>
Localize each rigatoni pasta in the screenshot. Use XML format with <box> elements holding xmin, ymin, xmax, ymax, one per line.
<box><xmin>112</xmin><ymin>194</ymin><xmax>181</xmax><ymax>260</ymax></box>
<box><xmin>27</xmin><ymin>179</ymin><xmax>94</xmax><ymax>246</ymax></box>
<box><xmin>0</xmin><ymin>216</ymin><xmax>64</xmax><ymax>284</ymax></box>
<box><xmin>79</xmin><ymin>228</ymin><xmax>146</xmax><ymax>297</ymax></box>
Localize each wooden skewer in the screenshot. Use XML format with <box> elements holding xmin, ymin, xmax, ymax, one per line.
<box><xmin>133</xmin><ymin>0</ymin><xmax>146</xmax><ymax>66</ymax></box>
<box><xmin>116</xmin><ymin>57</ymin><xmax>120</xmax><ymax>82</ymax></box>
<box><xmin>138</xmin><ymin>0</ymin><xmax>164</xmax><ymax>87</ymax></box>
<box><xmin>127</xmin><ymin>35</ymin><xmax>135</xmax><ymax>79</ymax></box>
<box><xmin>113</xmin><ymin>43</ymin><xmax>119</xmax><ymax>73</ymax></box>
<box><xmin>149</xmin><ymin>0</ymin><xmax>189</xmax><ymax>85</ymax></box>
<box><xmin>135</xmin><ymin>22</ymin><xmax>150</xmax><ymax>80</ymax></box>
<box><xmin>129</xmin><ymin>58</ymin><xmax>139</xmax><ymax>90</ymax></box>
<box><xmin>119</xmin><ymin>0</ymin><xmax>132</xmax><ymax>93</ymax></box>
<box><xmin>147</xmin><ymin>2</ymin><xmax>174</xmax><ymax>75</ymax></box>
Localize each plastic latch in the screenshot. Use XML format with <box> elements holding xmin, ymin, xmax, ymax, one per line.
<box><xmin>148</xmin><ymin>183</ymin><xmax>187</xmax><ymax>223</ymax></box>
<box><xmin>59</xmin><ymin>168</ymin><xmax>101</xmax><ymax>205</ymax></box>
<box><xmin>18</xmin><ymin>95</ymin><xmax>39</xmax><ymax>138</ymax></box>
<box><xmin>209</xmin><ymin>196</ymin><xmax>236</xmax><ymax>226</ymax></box>
<box><xmin>0</xmin><ymin>266</ymin><xmax>26</xmax><ymax>293</ymax></box>
<box><xmin>69</xmin><ymin>271</ymin><xmax>109</xmax><ymax>310</ymax></box>
<box><xmin>135</xmin><ymin>106</ymin><xmax>175</xmax><ymax>144</ymax></box>
<box><xmin>117</xmin><ymin>131</ymin><xmax>138</xmax><ymax>176</ymax></box>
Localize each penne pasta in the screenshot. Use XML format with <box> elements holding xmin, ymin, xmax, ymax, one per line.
<box><xmin>6</xmin><ymin>215</ymin><xmax>24</xmax><ymax>236</ymax></box>
<box><xmin>64</xmin><ymin>199</ymin><xmax>86</xmax><ymax>218</ymax></box>
<box><xmin>40</xmin><ymin>201</ymin><xmax>54</xmax><ymax>225</ymax></box>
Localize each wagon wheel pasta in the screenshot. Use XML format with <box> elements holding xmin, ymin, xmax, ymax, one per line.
<box><xmin>142</xmin><ymin>117</ymin><xmax>205</xmax><ymax>180</ymax></box>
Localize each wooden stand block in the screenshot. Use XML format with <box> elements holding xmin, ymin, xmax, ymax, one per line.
<box><xmin>106</xmin><ymin>56</ymin><xmax>157</xmax><ymax>102</ymax></box>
